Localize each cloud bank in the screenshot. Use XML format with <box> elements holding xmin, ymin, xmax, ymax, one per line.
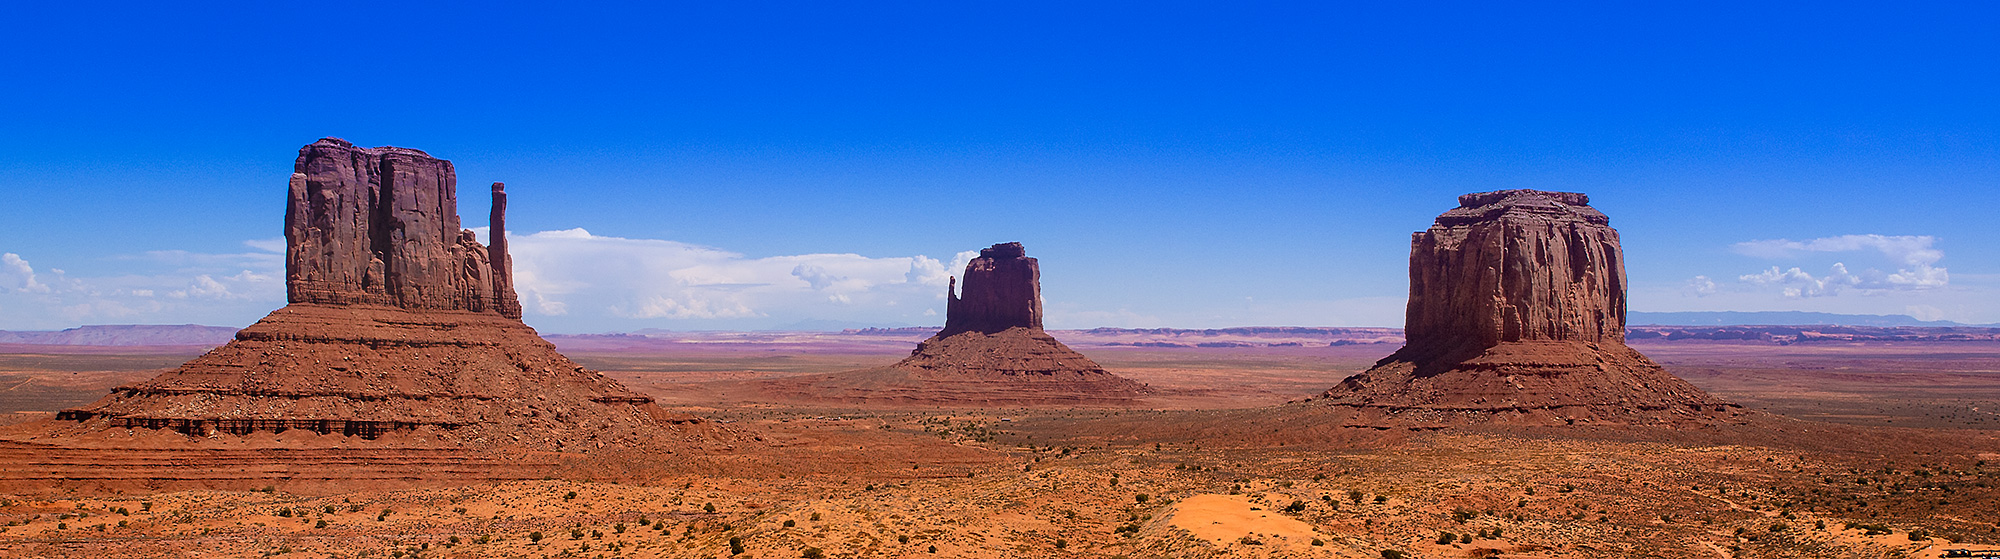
<box><xmin>1727</xmin><ymin>234</ymin><xmax>1948</xmax><ymax>298</ymax></box>
<box><xmin>0</xmin><ymin>241</ymin><xmax>285</xmax><ymax>329</ymax></box>
<box><xmin>499</xmin><ymin>229</ymin><xmax>955</xmax><ymax>329</ymax></box>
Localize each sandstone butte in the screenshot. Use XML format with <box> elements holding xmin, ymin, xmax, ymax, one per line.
<box><xmin>1312</xmin><ymin>189</ymin><xmax>1742</xmax><ymax>428</ymax></box>
<box><xmin>757</xmin><ymin>242</ymin><xmax>1152</xmax><ymax>406</ymax></box>
<box><xmin>39</xmin><ymin>138</ymin><xmax>718</xmax><ymax>455</ymax></box>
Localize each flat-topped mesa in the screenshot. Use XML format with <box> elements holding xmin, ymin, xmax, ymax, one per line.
<box><xmin>1314</xmin><ymin>189</ymin><xmax>1736</xmax><ymax>427</ymax></box>
<box><xmin>1404</xmin><ymin>189</ymin><xmax>1624</xmax><ymax>360</ymax></box>
<box><xmin>941</xmin><ymin>242</ymin><xmax>1043</xmax><ymax>336</ymax></box>
<box><xmin>286</xmin><ymin>138</ymin><xmax>521</xmax><ymax>318</ymax></box>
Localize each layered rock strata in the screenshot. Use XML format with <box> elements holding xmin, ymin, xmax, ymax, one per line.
<box><xmin>1316</xmin><ymin>190</ymin><xmax>1737</xmax><ymax>427</ymax></box>
<box><xmin>55</xmin><ymin>139</ymin><xmax>699</xmax><ymax>449</ymax></box>
<box><xmin>758</xmin><ymin>243</ymin><xmax>1149</xmax><ymax>406</ymax></box>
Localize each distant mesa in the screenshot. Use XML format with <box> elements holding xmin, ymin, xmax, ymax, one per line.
<box><xmin>1313</xmin><ymin>189</ymin><xmax>1740</xmax><ymax>427</ymax></box>
<box><xmin>754</xmin><ymin>242</ymin><xmax>1151</xmax><ymax>406</ymax></box>
<box><xmin>47</xmin><ymin>138</ymin><xmax>708</xmax><ymax>451</ymax></box>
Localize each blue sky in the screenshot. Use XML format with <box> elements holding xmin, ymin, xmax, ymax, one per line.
<box><xmin>1</xmin><ymin>2</ymin><xmax>1995</xmax><ymax>332</ymax></box>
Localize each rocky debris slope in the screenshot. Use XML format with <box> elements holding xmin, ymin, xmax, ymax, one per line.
<box><xmin>1315</xmin><ymin>190</ymin><xmax>1738</xmax><ymax>427</ymax></box>
<box><xmin>756</xmin><ymin>243</ymin><xmax>1150</xmax><ymax>406</ymax></box>
<box><xmin>42</xmin><ymin>138</ymin><xmax>722</xmax><ymax>452</ymax></box>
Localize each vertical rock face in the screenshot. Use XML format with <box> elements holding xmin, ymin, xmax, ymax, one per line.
<box><xmin>1403</xmin><ymin>190</ymin><xmax>1624</xmax><ymax>358</ymax></box>
<box><xmin>942</xmin><ymin>242</ymin><xmax>1043</xmax><ymax>336</ymax></box>
<box><xmin>286</xmin><ymin>138</ymin><xmax>520</xmax><ymax>318</ymax></box>
<box><xmin>1316</xmin><ymin>190</ymin><xmax>1736</xmax><ymax>427</ymax></box>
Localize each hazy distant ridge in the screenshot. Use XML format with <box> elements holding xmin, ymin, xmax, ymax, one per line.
<box><xmin>0</xmin><ymin>325</ymin><xmax>239</xmax><ymax>346</ymax></box>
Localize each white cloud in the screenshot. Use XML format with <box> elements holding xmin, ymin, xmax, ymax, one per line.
<box><xmin>1732</xmin><ymin>234</ymin><xmax>1942</xmax><ymax>267</ymax></box>
<box><xmin>1728</xmin><ymin>234</ymin><xmax>1948</xmax><ymax>297</ymax></box>
<box><xmin>505</xmin><ymin>229</ymin><xmax>954</xmax><ymax>325</ymax></box>
<box><xmin>2</xmin><ymin>253</ymin><xmax>50</xmax><ymax>293</ymax></box>
<box><xmin>1682</xmin><ymin>275</ymin><xmax>1718</xmax><ymax>297</ymax></box>
<box><xmin>242</xmin><ymin>238</ymin><xmax>286</xmax><ymax>253</ymax></box>
<box><xmin>0</xmin><ymin>245</ymin><xmax>285</xmax><ymax>329</ymax></box>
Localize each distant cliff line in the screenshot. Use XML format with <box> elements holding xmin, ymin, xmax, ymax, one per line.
<box><xmin>9</xmin><ymin>317</ymin><xmax>2000</xmax><ymax>348</ymax></box>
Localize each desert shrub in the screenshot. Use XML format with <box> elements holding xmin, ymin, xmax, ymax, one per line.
<box><xmin>1135</xmin><ymin>494</ymin><xmax>1150</xmax><ymax>504</ymax></box>
<box><xmin>809</xmin><ymin>512</ymin><xmax>820</xmax><ymax>521</ymax></box>
<box><xmin>1374</xmin><ymin>495</ymin><xmax>1389</xmax><ymax>504</ymax></box>
<box><xmin>1460</xmin><ymin>533</ymin><xmax>1472</xmax><ymax>544</ymax></box>
<box><xmin>1381</xmin><ymin>550</ymin><xmax>1407</xmax><ymax>559</ymax></box>
<box><xmin>1909</xmin><ymin>529</ymin><xmax>1930</xmax><ymax>541</ymax></box>
<box><xmin>528</xmin><ymin>531</ymin><xmax>544</xmax><ymax>543</ymax></box>
<box><xmin>1283</xmin><ymin>500</ymin><xmax>1306</xmax><ymax>513</ymax></box>
<box><xmin>783</xmin><ymin>519</ymin><xmax>796</xmax><ymax>527</ymax></box>
<box><xmin>1054</xmin><ymin>539</ymin><xmax>1067</xmax><ymax>549</ymax></box>
<box><xmin>705</xmin><ymin>503</ymin><xmax>718</xmax><ymax>513</ymax></box>
<box><xmin>1437</xmin><ymin>532</ymin><xmax>1456</xmax><ymax>545</ymax></box>
<box><xmin>570</xmin><ymin>528</ymin><xmax>584</xmax><ymax>540</ymax></box>
<box><xmin>315</xmin><ymin>520</ymin><xmax>327</xmax><ymax>529</ymax></box>
<box><xmin>729</xmin><ymin>536</ymin><xmax>744</xmax><ymax>555</ymax></box>
<box><xmin>802</xmin><ymin>547</ymin><xmax>825</xmax><ymax>559</ymax></box>
<box><xmin>563</xmin><ymin>491</ymin><xmax>577</xmax><ymax>501</ymax></box>
<box><xmin>1311</xmin><ymin>538</ymin><xmax>1325</xmax><ymax>546</ymax></box>
<box><xmin>1348</xmin><ymin>490</ymin><xmax>1365</xmax><ymax>504</ymax></box>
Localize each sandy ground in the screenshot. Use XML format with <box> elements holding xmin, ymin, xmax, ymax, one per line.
<box><xmin>0</xmin><ymin>340</ymin><xmax>1995</xmax><ymax>557</ymax></box>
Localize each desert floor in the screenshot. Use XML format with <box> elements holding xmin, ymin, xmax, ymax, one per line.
<box><xmin>0</xmin><ymin>339</ymin><xmax>1996</xmax><ymax>558</ymax></box>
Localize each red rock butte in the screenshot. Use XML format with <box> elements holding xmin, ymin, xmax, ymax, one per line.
<box><xmin>1314</xmin><ymin>189</ymin><xmax>1739</xmax><ymax>427</ymax></box>
<box><xmin>756</xmin><ymin>242</ymin><xmax>1151</xmax><ymax>406</ymax></box>
<box><xmin>49</xmin><ymin>138</ymin><xmax>704</xmax><ymax>451</ymax></box>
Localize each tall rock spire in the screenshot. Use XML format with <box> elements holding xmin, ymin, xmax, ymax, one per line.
<box><xmin>489</xmin><ymin>182</ymin><xmax>522</xmax><ymax>319</ymax></box>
